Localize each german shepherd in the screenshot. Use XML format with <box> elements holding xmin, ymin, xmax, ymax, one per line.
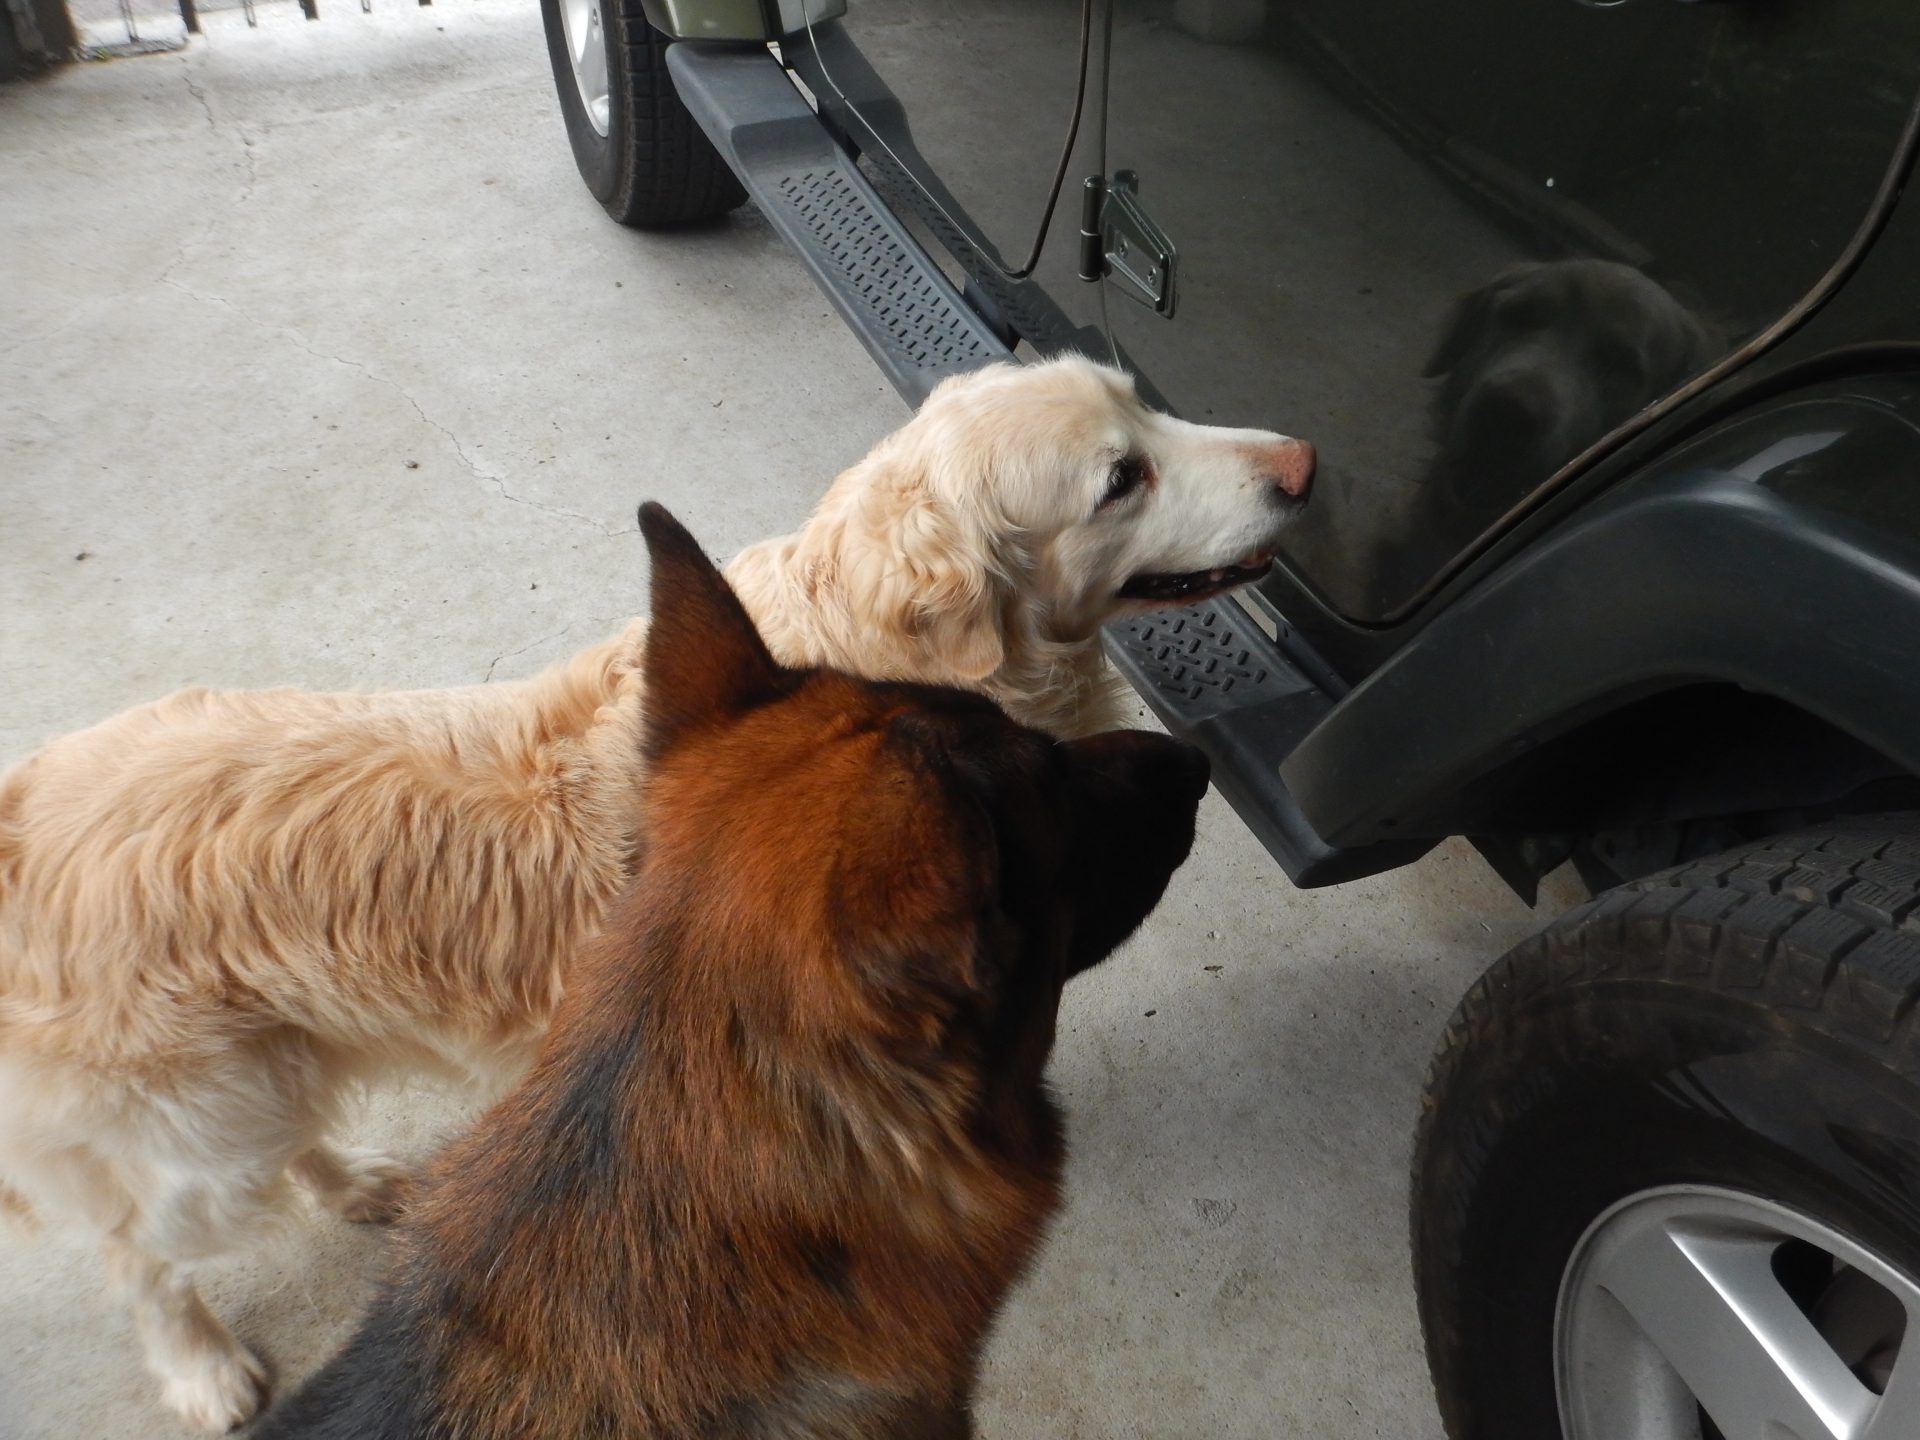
<box><xmin>255</xmin><ymin>504</ymin><xmax>1209</xmax><ymax>1440</ymax></box>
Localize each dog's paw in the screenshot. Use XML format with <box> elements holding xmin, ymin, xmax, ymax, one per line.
<box><xmin>161</xmin><ymin>1341</ymin><xmax>269</xmax><ymax>1433</ymax></box>
<box><xmin>329</xmin><ymin>1147</ymin><xmax>414</xmax><ymax>1224</ymax></box>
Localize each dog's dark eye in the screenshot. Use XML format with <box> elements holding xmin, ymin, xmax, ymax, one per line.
<box><xmin>1099</xmin><ymin>454</ymin><xmax>1149</xmax><ymax>510</ymax></box>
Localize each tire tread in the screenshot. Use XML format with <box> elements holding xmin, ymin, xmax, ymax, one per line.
<box><xmin>606</xmin><ymin>1</ymin><xmax>746</xmax><ymax>228</ymax></box>
<box><xmin>1474</xmin><ymin>820</ymin><xmax>1920</xmax><ymax>1047</ymax></box>
<box><xmin>1418</xmin><ymin>819</ymin><xmax>1920</xmax><ymax>1215</ymax></box>
<box><xmin>1413</xmin><ymin>813</ymin><xmax>1920</xmax><ymax>1438</ymax></box>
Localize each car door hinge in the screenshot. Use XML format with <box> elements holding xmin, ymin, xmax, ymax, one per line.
<box><xmin>1079</xmin><ymin>171</ymin><xmax>1177</xmax><ymax>318</ymax></box>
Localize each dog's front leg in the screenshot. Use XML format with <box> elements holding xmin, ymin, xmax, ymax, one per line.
<box><xmin>106</xmin><ymin>1237</ymin><xmax>269</xmax><ymax>1432</ymax></box>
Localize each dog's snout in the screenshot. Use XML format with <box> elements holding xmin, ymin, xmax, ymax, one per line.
<box><xmin>1261</xmin><ymin>438</ymin><xmax>1315</xmax><ymax>499</ymax></box>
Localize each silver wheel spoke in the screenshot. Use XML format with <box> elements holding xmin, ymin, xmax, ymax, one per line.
<box><xmin>1601</xmin><ymin>1222</ymin><xmax>1873</xmax><ymax>1440</ymax></box>
<box><xmin>558</xmin><ymin>0</ymin><xmax>610</xmax><ymax>138</ymax></box>
<box><xmin>1863</xmin><ymin>1322</ymin><xmax>1920</xmax><ymax>1440</ymax></box>
<box><xmin>578</xmin><ymin>5</ymin><xmax>608</xmax><ymax>131</ymax></box>
<box><xmin>1558</xmin><ymin>1188</ymin><xmax>1920</xmax><ymax>1440</ymax></box>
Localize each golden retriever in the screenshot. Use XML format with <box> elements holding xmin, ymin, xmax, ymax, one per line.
<box><xmin>0</xmin><ymin>354</ymin><xmax>1308</xmax><ymax>1431</ymax></box>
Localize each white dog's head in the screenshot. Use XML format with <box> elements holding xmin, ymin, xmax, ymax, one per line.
<box><xmin>892</xmin><ymin>356</ymin><xmax>1311</xmax><ymax>639</ymax></box>
<box><xmin>727</xmin><ymin>355</ymin><xmax>1312</xmax><ymax>734</ymax></box>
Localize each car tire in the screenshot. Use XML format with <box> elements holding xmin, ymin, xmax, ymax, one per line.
<box><xmin>540</xmin><ymin>0</ymin><xmax>746</xmax><ymax>228</ymax></box>
<box><xmin>1414</xmin><ymin>816</ymin><xmax>1920</xmax><ymax>1440</ymax></box>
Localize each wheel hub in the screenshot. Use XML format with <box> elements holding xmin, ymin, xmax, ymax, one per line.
<box><xmin>1556</xmin><ymin>1185</ymin><xmax>1917</xmax><ymax>1440</ymax></box>
<box><xmin>560</xmin><ymin>0</ymin><xmax>610</xmax><ymax>138</ymax></box>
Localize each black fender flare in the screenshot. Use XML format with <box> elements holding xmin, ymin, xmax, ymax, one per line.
<box><xmin>1283</xmin><ymin>382</ymin><xmax>1920</xmax><ymax>846</ymax></box>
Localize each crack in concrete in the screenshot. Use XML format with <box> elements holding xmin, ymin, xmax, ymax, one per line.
<box><xmin>378</xmin><ymin>370</ymin><xmax>631</xmax><ymax>539</ymax></box>
<box><xmin>160</xmin><ymin>274</ymin><xmax>634</xmax><ymax>542</ymax></box>
<box><xmin>181</xmin><ymin>65</ymin><xmax>217</xmax><ymax>131</ymax></box>
<box><xmin>482</xmin><ymin>615</ymin><xmax>624</xmax><ymax>683</ymax></box>
<box><xmin>0</xmin><ymin>309</ymin><xmax>93</xmax><ymax>362</ymax></box>
<box><xmin>148</xmin><ymin>60</ymin><xmax>629</xmax><ymax>546</ymax></box>
<box><xmin>158</xmin><ymin>211</ymin><xmax>221</xmax><ymax>287</ymax></box>
<box><xmin>162</xmin><ymin>59</ymin><xmax>259</xmax><ymax>288</ymax></box>
<box><xmin>8</xmin><ymin>71</ymin><xmax>256</xmax><ymax>364</ymax></box>
<box><xmin>484</xmin><ymin>624</ymin><xmax>574</xmax><ymax>683</ymax></box>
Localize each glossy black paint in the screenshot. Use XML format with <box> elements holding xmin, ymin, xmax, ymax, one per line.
<box><xmin>798</xmin><ymin>1</ymin><xmax>1103</xmax><ymax>349</ymax></box>
<box><xmin>1099</xmin><ymin>0</ymin><xmax>1920</xmax><ymax>635</ymax></box>
<box><xmin>786</xmin><ymin>17</ymin><xmax>1108</xmax><ymax>360</ymax></box>
<box><xmin>807</xmin><ymin>1</ymin><xmax>1920</xmax><ymax>660</ymax></box>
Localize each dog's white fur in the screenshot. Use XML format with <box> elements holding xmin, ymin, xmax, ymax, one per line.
<box><xmin>733</xmin><ymin>357</ymin><xmax>1309</xmax><ymax>737</ymax></box>
<box><xmin>0</xmin><ymin>355</ymin><xmax>1308</xmax><ymax>1431</ymax></box>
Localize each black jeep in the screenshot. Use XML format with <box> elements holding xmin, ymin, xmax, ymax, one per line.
<box><xmin>542</xmin><ymin>3</ymin><xmax>1920</xmax><ymax>1434</ymax></box>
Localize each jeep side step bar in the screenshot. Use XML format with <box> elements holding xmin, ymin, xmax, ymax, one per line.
<box><xmin>1104</xmin><ymin>598</ymin><xmax>1433</xmax><ymax>886</ymax></box>
<box><xmin>668</xmin><ymin>39</ymin><xmax>1420</xmax><ymax>887</ymax></box>
<box><xmin>665</xmin><ymin>43</ymin><xmax>1012</xmax><ymax>405</ymax></box>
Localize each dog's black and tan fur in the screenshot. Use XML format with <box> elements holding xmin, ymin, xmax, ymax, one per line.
<box><xmin>257</xmin><ymin>505</ymin><xmax>1208</xmax><ymax>1440</ymax></box>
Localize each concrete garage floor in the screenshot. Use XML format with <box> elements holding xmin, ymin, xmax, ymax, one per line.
<box><xmin>1</xmin><ymin>6</ymin><xmax>1582</xmax><ymax>1435</ymax></box>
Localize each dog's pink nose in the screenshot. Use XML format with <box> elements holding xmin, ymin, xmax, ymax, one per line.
<box><xmin>1264</xmin><ymin>438</ymin><xmax>1315</xmax><ymax>499</ymax></box>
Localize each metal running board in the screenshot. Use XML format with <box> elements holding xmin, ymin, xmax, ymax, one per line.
<box><xmin>1105</xmin><ymin>597</ymin><xmax>1433</xmax><ymax>886</ymax></box>
<box><xmin>665</xmin><ymin>44</ymin><xmax>1013</xmax><ymax>406</ymax></box>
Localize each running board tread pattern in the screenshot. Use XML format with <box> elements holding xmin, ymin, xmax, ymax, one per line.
<box><xmin>1111</xmin><ymin>604</ymin><xmax>1290</xmax><ymax>717</ymax></box>
<box><xmin>1106</xmin><ymin>597</ymin><xmax>1433</xmax><ymax>886</ymax></box>
<box><xmin>776</xmin><ymin>169</ymin><xmax>997</xmax><ymax>374</ymax></box>
<box><xmin>665</xmin><ymin>44</ymin><xmax>1011</xmax><ymax>405</ymax></box>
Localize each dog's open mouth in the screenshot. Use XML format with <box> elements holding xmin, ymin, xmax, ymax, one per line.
<box><xmin>1118</xmin><ymin>550</ymin><xmax>1274</xmax><ymax>604</ymax></box>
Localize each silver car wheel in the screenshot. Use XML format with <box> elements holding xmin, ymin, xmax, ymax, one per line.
<box><xmin>1557</xmin><ymin>1185</ymin><xmax>1918</xmax><ymax>1440</ymax></box>
<box><xmin>559</xmin><ymin>0</ymin><xmax>610</xmax><ymax>138</ymax></box>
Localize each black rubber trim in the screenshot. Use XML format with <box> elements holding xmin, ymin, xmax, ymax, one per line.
<box><xmin>664</xmin><ymin>43</ymin><xmax>1012</xmax><ymax>406</ymax></box>
<box><xmin>1283</xmin><ymin>464</ymin><xmax>1920</xmax><ymax>850</ymax></box>
<box><xmin>1105</xmin><ymin>597</ymin><xmax>1433</xmax><ymax>886</ymax></box>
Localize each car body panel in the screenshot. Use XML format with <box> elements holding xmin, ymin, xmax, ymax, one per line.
<box><xmin>1098</xmin><ymin>0</ymin><xmax>1920</xmax><ymax>636</ymax></box>
<box><xmin>785</xmin><ymin>18</ymin><xmax>1109</xmax><ymax>358</ymax></box>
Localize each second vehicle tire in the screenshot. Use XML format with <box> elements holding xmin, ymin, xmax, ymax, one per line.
<box><xmin>540</xmin><ymin>0</ymin><xmax>746</xmax><ymax>228</ymax></box>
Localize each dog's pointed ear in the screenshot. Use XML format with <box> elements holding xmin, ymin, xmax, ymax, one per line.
<box><xmin>638</xmin><ymin>502</ymin><xmax>786</xmax><ymax>757</ymax></box>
